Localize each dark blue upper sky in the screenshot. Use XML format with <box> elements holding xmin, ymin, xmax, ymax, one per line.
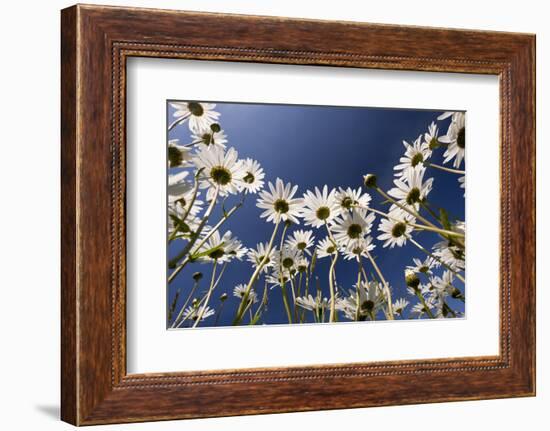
<box><xmin>167</xmin><ymin>101</ymin><xmax>464</xmax><ymax>328</ymax></box>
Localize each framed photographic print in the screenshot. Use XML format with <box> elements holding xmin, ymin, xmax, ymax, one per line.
<box><xmin>61</xmin><ymin>4</ymin><xmax>536</xmax><ymax>425</ymax></box>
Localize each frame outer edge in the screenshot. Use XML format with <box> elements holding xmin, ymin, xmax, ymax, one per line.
<box><xmin>61</xmin><ymin>5</ymin><xmax>79</xmax><ymax>426</ymax></box>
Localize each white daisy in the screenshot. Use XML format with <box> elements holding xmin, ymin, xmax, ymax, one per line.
<box><xmin>169</xmin><ymin>101</ymin><xmax>220</xmax><ymax>133</ymax></box>
<box><xmin>335</xmin><ymin>187</ymin><xmax>371</xmax><ymax>211</ymax></box>
<box><xmin>458</xmin><ymin>175</ymin><xmax>465</xmax><ymax>196</ymax></box>
<box><xmin>388</xmin><ymin>164</ymin><xmax>434</xmax><ymax>208</ymax></box>
<box><xmin>341</xmin><ymin>236</ymin><xmax>376</xmax><ymax>260</ymax></box>
<box><xmin>433</xmin><ymin>240</ymin><xmax>465</xmax><ymax>272</ymax></box>
<box><xmin>183</xmin><ymin>305</ymin><xmax>215</xmax><ymax>322</ymax></box>
<box><xmin>377</xmin><ymin>206</ymin><xmax>415</xmax><ymax>248</ymax></box>
<box><xmin>273</xmin><ymin>245</ymin><xmax>301</xmax><ymax>274</ymax></box>
<box><xmin>285</xmin><ymin>229</ymin><xmax>315</xmax><ymax>255</ymax></box>
<box><xmin>331</xmin><ymin>208</ymin><xmax>375</xmax><ymax>245</ymax></box>
<box><xmin>191</xmin><ymin>123</ymin><xmax>228</xmax><ymax>149</ymax></box>
<box><xmin>266</xmin><ymin>267</ymin><xmax>292</xmax><ymax>287</ymax></box>
<box><xmin>438</xmin><ymin>111</ymin><xmax>466</xmax><ymax>168</ymax></box>
<box><xmin>393</xmin><ymin>298</ymin><xmax>410</xmax><ymax>316</ymax></box>
<box><xmin>296</xmin><ymin>256</ymin><xmax>310</xmax><ymax>273</ymax></box>
<box><xmin>406</xmin><ymin>256</ymin><xmax>439</xmax><ymax>275</ymax></box>
<box><xmin>233</xmin><ymin>284</ymin><xmax>258</xmax><ymax>304</ymax></box>
<box><xmin>239</xmin><ymin>158</ymin><xmax>265</xmax><ymax>194</ymax></box>
<box><xmin>301</xmin><ymin>185</ymin><xmax>341</xmax><ymax>228</ymax></box>
<box><xmin>246</xmin><ymin>242</ymin><xmax>276</xmax><ymax>273</ymax></box>
<box><xmin>316</xmin><ymin>237</ymin><xmax>338</xmax><ymax>258</ymax></box>
<box><xmin>393</xmin><ymin>135</ymin><xmax>432</xmax><ymax>178</ymax></box>
<box><xmin>296</xmin><ymin>294</ymin><xmax>329</xmax><ymax>313</ymax></box>
<box><xmin>256</xmin><ymin>178</ymin><xmax>304</xmax><ymax>224</ymax></box>
<box><xmin>336</xmin><ymin>281</ymin><xmax>386</xmax><ymax>321</ymax></box>
<box><xmin>168</xmin><ymin>171</ymin><xmax>193</xmax><ymax>200</ymax></box>
<box><xmin>168</xmin><ymin>190</ymin><xmax>203</xmax><ymax>236</ymax></box>
<box><xmin>167</xmin><ymin>139</ymin><xmax>193</xmax><ymax>168</ymax></box>
<box><xmin>411</xmin><ymin>298</ymin><xmax>436</xmax><ymax>318</ymax></box>
<box><xmin>195</xmin><ymin>230</ymin><xmax>246</xmax><ymax>263</ymax></box>
<box><xmin>423</xmin><ymin>121</ymin><xmax>440</xmax><ymax>150</ymax></box>
<box><xmin>193</xmin><ymin>146</ymin><xmax>246</xmax><ymax>199</ymax></box>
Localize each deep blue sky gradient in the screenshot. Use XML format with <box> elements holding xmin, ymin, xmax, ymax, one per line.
<box><xmin>167</xmin><ymin>101</ymin><xmax>465</xmax><ymax>328</ymax></box>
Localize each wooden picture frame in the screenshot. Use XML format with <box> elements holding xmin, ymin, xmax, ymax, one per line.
<box><xmin>61</xmin><ymin>4</ymin><xmax>536</xmax><ymax>425</ymax></box>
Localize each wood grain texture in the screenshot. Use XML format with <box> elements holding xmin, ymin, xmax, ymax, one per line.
<box><xmin>60</xmin><ymin>4</ymin><xmax>536</xmax><ymax>425</ymax></box>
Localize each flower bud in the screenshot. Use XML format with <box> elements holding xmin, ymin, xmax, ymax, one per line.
<box><xmin>404</xmin><ymin>269</ymin><xmax>420</xmax><ymax>289</ymax></box>
<box><xmin>363</xmin><ymin>174</ymin><xmax>377</xmax><ymax>188</ymax></box>
<box><xmin>192</xmin><ymin>272</ymin><xmax>203</xmax><ymax>281</ymax></box>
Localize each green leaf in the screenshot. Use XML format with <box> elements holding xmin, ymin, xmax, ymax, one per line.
<box><xmin>439</xmin><ymin>208</ymin><xmax>452</xmax><ymax>230</ymax></box>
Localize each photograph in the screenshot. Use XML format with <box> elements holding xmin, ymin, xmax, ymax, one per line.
<box><xmin>166</xmin><ymin>101</ymin><xmax>466</xmax><ymax>328</ymax></box>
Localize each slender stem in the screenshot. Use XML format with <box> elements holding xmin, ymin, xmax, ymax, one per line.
<box><xmin>366</xmin><ymin>206</ymin><xmax>464</xmax><ymax>239</ymax></box>
<box><xmin>170</xmin><ymin>279</ymin><xmax>199</xmax><ymax>328</ymax></box>
<box><xmin>364</xmin><ymin>250</ymin><xmax>394</xmax><ymax>319</ymax></box>
<box><xmin>233</xmin><ymin>218</ymin><xmax>281</xmax><ymax>325</ymax></box>
<box><xmin>427</xmin><ymin>162</ymin><xmax>465</xmax><ymax>175</ymax></box>
<box><xmin>168</xmin><ymin>113</ymin><xmax>190</xmax><ymax>131</ymax></box>
<box><xmin>192</xmin><ymin>260</ymin><xmax>218</xmax><ymax>327</ymax></box>
<box><xmin>375</xmin><ymin>187</ymin><xmax>439</xmax><ymax>230</ymax></box>
<box><xmin>415</xmin><ymin>290</ymin><xmax>435</xmax><ymax>319</ymax></box>
<box><xmin>168</xmin><ymin>187</ymin><xmax>220</xmax><ymax>283</ymax></box>
<box><xmin>355</xmin><ymin>258</ymin><xmax>362</xmax><ymax>321</ymax></box>
<box><xmin>324</xmin><ymin>222</ymin><xmax>338</xmax><ymax>322</ymax></box>
<box><xmin>409</xmin><ymin>237</ymin><xmax>466</xmax><ymax>283</ymax></box>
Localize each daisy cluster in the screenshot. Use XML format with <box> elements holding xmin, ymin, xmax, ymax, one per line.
<box><xmin>167</xmin><ymin>102</ymin><xmax>466</xmax><ymax>328</ymax></box>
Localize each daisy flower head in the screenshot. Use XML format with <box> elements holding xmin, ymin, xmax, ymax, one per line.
<box><xmin>335</xmin><ymin>187</ymin><xmax>372</xmax><ymax>211</ymax></box>
<box><xmin>458</xmin><ymin>175</ymin><xmax>465</xmax><ymax>196</ymax></box>
<box><xmin>256</xmin><ymin>178</ymin><xmax>304</xmax><ymax>224</ymax></box>
<box><xmin>301</xmin><ymin>185</ymin><xmax>341</xmax><ymax>228</ymax></box>
<box><xmin>341</xmin><ymin>236</ymin><xmax>375</xmax><ymax>260</ymax></box>
<box><xmin>388</xmin><ymin>164</ymin><xmax>433</xmax><ymax>208</ymax></box>
<box><xmin>406</xmin><ymin>256</ymin><xmax>439</xmax><ymax>275</ymax></box>
<box><xmin>233</xmin><ymin>284</ymin><xmax>258</xmax><ymax>304</ymax></box>
<box><xmin>168</xmin><ymin>190</ymin><xmax>203</xmax><ymax>236</ymax></box>
<box><xmin>266</xmin><ymin>266</ymin><xmax>292</xmax><ymax>287</ymax></box>
<box><xmin>169</xmin><ymin>101</ymin><xmax>220</xmax><ymax>133</ymax></box>
<box><xmin>393</xmin><ymin>135</ymin><xmax>432</xmax><ymax>178</ymax></box>
<box><xmin>285</xmin><ymin>229</ymin><xmax>315</xmax><ymax>255</ymax></box>
<box><xmin>377</xmin><ymin>206</ymin><xmax>415</xmax><ymax>248</ymax></box>
<box><xmin>168</xmin><ymin>171</ymin><xmax>193</xmax><ymax>200</ymax></box>
<box><xmin>438</xmin><ymin>111</ymin><xmax>466</xmax><ymax>168</ymax></box>
<box><xmin>296</xmin><ymin>294</ymin><xmax>329</xmax><ymax>314</ymax></box>
<box><xmin>195</xmin><ymin>230</ymin><xmax>246</xmax><ymax>263</ymax></box>
<box><xmin>411</xmin><ymin>297</ymin><xmax>436</xmax><ymax>318</ymax></box>
<box><xmin>393</xmin><ymin>298</ymin><xmax>410</xmax><ymax>317</ymax></box>
<box><xmin>424</xmin><ymin>121</ymin><xmax>440</xmax><ymax>150</ymax></box>
<box><xmin>316</xmin><ymin>237</ymin><xmax>338</xmax><ymax>259</ymax></box>
<box><xmin>191</xmin><ymin>123</ymin><xmax>228</xmax><ymax>150</ymax></box>
<box><xmin>183</xmin><ymin>305</ymin><xmax>215</xmax><ymax>323</ymax></box>
<box><xmin>246</xmin><ymin>242</ymin><xmax>276</xmax><ymax>273</ymax></box>
<box><xmin>433</xmin><ymin>240</ymin><xmax>465</xmax><ymax>272</ymax></box>
<box><xmin>273</xmin><ymin>245</ymin><xmax>301</xmax><ymax>274</ymax></box>
<box><xmin>167</xmin><ymin>139</ymin><xmax>193</xmax><ymax>168</ymax></box>
<box><xmin>239</xmin><ymin>158</ymin><xmax>265</xmax><ymax>194</ymax></box>
<box><xmin>337</xmin><ymin>281</ymin><xmax>386</xmax><ymax>321</ymax></box>
<box><xmin>296</xmin><ymin>256</ymin><xmax>310</xmax><ymax>273</ymax></box>
<box><xmin>193</xmin><ymin>146</ymin><xmax>246</xmax><ymax>199</ymax></box>
<box><xmin>331</xmin><ymin>208</ymin><xmax>375</xmax><ymax>245</ymax></box>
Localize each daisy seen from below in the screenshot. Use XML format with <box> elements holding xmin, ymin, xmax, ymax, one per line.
<box><xmin>239</xmin><ymin>158</ymin><xmax>265</xmax><ymax>194</ymax></box>
<box><xmin>341</xmin><ymin>236</ymin><xmax>375</xmax><ymax>261</ymax></box>
<box><xmin>233</xmin><ymin>284</ymin><xmax>258</xmax><ymax>304</ymax></box>
<box><xmin>316</xmin><ymin>237</ymin><xmax>338</xmax><ymax>258</ymax></box>
<box><xmin>335</xmin><ymin>187</ymin><xmax>371</xmax><ymax>211</ymax></box>
<box><xmin>273</xmin><ymin>245</ymin><xmax>301</xmax><ymax>275</ymax></box>
<box><xmin>331</xmin><ymin>208</ymin><xmax>375</xmax><ymax>245</ymax></box>
<box><xmin>438</xmin><ymin>111</ymin><xmax>466</xmax><ymax>168</ymax></box>
<box><xmin>285</xmin><ymin>229</ymin><xmax>315</xmax><ymax>255</ymax></box>
<box><xmin>246</xmin><ymin>242</ymin><xmax>276</xmax><ymax>273</ymax></box>
<box><xmin>169</xmin><ymin>101</ymin><xmax>220</xmax><ymax>133</ymax></box>
<box><xmin>337</xmin><ymin>281</ymin><xmax>387</xmax><ymax>321</ymax></box>
<box><xmin>424</xmin><ymin>121</ymin><xmax>440</xmax><ymax>150</ymax></box>
<box><xmin>183</xmin><ymin>305</ymin><xmax>215</xmax><ymax>323</ymax></box>
<box><xmin>195</xmin><ymin>230</ymin><xmax>246</xmax><ymax>263</ymax></box>
<box><xmin>256</xmin><ymin>178</ymin><xmax>304</xmax><ymax>224</ymax></box>
<box><xmin>167</xmin><ymin>139</ymin><xmax>193</xmax><ymax>168</ymax></box>
<box><xmin>168</xmin><ymin>170</ymin><xmax>193</xmax><ymax>200</ymax></box>
<box><xmin>406</xmin><ymin>256</ymin><xmax>439</xmax><ymax>275</ymax></box>
<box><xmin>388</xmin><ymin>164</ymin><xmax>433</xmax><ymax>208</ymax></box>
<box><xmin>377</xmin><ymin>206</ymin><xmax>415</xmax><ymax>248</ymax></box>
<box><xmin>301</xmin><ymin>185</ymin><xmax>341</xmax><ymax>228</ymax></box>
<box><xmin>193</xmin><ymin>146</ymin><xmax>246</xmax><ymax>199</ymax></box>
<box><xmin>191</xmin><ymin>123</ymin><xmax>228</xmax><ymax>149</ymax></box>
<box><xmin>393</xmin><ymin>135</ymin><xmax>432</xmax><ymax>178</ymax></box>
<box><xmin>393</xmin><ymin>298</ymin><xmax>410</xmax><ymax>317</ymax></box>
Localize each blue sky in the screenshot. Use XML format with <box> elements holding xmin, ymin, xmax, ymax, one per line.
<box><xmin>167</xmin><ymin>101</ymin><xmax>465</xmax><ymax>328</ymax></box>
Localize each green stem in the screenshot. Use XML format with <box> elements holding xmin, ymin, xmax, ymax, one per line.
<box><xmin>192</xmin><ymin>260</ymin><xmax>218</xmax><ymax>327</ymax></box>
<box><xmin>364</xmin><ymin>250</ymin><xmax>394</xmax><ymax>319</ymax></box>
<box><xmin>427</xmin><ymin>162</ymin><xmax>465</xmax><ymax>175</ymax></box>
<box><xmin>233</xmin><ymin>218</ymin><xmax>281</xmax><ymax>325</ymax></box>
<box><xmin>324</xmin><ymin>222</ymin><xmax>339</xmax><ymax>322</ymax></box>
